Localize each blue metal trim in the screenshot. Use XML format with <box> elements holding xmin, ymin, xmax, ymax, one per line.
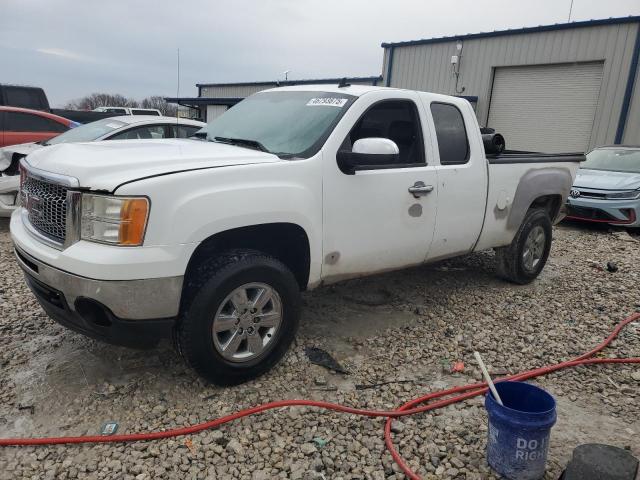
<box><xmin>615</xmin><ymin>24</ymin><xmax>640</xmax><ymax>144</ymax></box>
<box><xmin>385</xmin><ymin>46</ymin><xmax>395</xmax><ymax>87</ymax></box>
<box><xmin>196</xmin><ymin>76</ymin><xmax>382</xmax><ymax>88</ymax></box>
<box><xmin>381</xmin><ymin>16</ymin><xmax>640</xmax><ymax>48</ymax></box>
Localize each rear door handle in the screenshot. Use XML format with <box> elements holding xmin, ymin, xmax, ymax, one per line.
<box><xmin>408</xmin><ymin>181</ymin><xmax>434</xmax><ymax>198</ymax></box>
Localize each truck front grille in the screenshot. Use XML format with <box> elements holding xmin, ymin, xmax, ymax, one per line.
<box><xmin>21</xmin><ymin>175</ymin><xmax>68</xmax><ymax>243</ymax></box>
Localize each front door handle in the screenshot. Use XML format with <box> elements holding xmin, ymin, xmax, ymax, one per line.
<box><xmin>408</xmin><ymin>181</ymin><xmax>434</xmax><ymax>198</ymax></box>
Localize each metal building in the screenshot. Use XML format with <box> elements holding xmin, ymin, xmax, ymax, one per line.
<box><xmin>167</xmin><ymin>76</ymin><xmax>381</xmax><ymax>122</ymax></box>
<box><xmin>381</xmin><ymin>16</ymin><xmax>640</xmax><ymax>152</ymax></box>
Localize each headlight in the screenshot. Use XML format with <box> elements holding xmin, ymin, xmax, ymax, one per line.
<box><xmin>81</xmin><ymin>194</ymin><xmax>149</xmax><ymax>246</ymax></box>
<box><xmin>605</xmin><ymin>190</ymin><xmax>640</xmax><ymax>200</ymax></box>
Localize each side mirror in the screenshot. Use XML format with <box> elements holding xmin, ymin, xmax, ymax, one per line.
<box><xmin>337</xmin><ymin>137</ymin><xmax>400</xmax><ymax>174</ymax></box>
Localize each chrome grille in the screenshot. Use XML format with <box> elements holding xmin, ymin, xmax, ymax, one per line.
<box><xmin>21</xmin><ymin>175</ymin><xmax>68</xmax><ymax>243</ymax></box>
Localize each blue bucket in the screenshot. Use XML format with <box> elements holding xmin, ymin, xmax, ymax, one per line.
<box><xmin>485</xmin><ymin>381</ymin><xmax>557</xmax><ymax>480</ymax></box>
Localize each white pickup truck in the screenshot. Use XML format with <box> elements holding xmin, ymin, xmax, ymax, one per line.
<box><xmin>11</xmin><ymin>85</ymin><xmax>584</xmax><ymax>384</ymax></box>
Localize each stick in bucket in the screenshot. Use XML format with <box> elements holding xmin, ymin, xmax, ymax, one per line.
<box><xmin>474</xmin><ymin>351</ymin><xmax>504</xmax><ymax>406</ymax></box>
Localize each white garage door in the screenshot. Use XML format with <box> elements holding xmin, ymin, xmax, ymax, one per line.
<box><xmin>487</xmin><ymin>62</ymin><xmax>603</xmax><ymax>153</ymax></box>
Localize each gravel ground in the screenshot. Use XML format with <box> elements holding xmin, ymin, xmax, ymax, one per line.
<box><xmin>0</xmin><ymin>217</ymin><xmax>639</xmax><ymax>480</ymax></box>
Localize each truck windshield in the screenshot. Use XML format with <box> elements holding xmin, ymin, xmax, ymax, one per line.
<box><xmin>583</xmin><ymin>148</ymin><xmax>640</xmax><ymax>174</ymax></box>
<box><xmin>199</xmin><ymin>91</ymin><xmax>355</xmax><ymax>158</ymax></box>
<box><xmin>44</xmin><ymin>118</ymin><xmax>127</xmax><ymax>145</ymax></box>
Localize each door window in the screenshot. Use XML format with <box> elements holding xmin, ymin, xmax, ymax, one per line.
<box><xmin>430</xmin><ymin>103</ymin><xmax>469</xmax><ymax>165</ymax></box>
<box><xmin>342</xmin><ymin>100</ymin><xmax>425</xmax><ymax>166</ymax></box>
<box><xmin>110</xmin><ymin>125</ymin><xmax>166</xmax><ymax>140</ymax></box>
<box><xmin>5</xmin><ymin>112</ymin><xmax>67</xmax><ymax>132</ymax></box>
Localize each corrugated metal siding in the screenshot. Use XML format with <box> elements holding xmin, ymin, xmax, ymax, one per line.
<box><xmin>200</xmin><ymin>84</ymin><xmax>268</xmax><ymax>98</ymax></box>
<box><xmin>206</xmin><ymin>105</ymin><xmax>228</xmax><ymax>122</ymax></box>
<box><xmin>385</xmin><ymin>22</ymin><xmax>640</xmax><ymax>149</ymax></box>
<box><xmin>487</xmin><ymin>62</ymin><xmax>604</xmax><ymax>152</ymax></box>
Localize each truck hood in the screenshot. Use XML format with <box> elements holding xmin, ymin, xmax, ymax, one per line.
<box><xmin>24</xmin><ymin>139</ymin><xmax>282</xmax><ymax>191</ymax></box>
<box><xmin>574</xmin><ymin>168</ymin><xmax>640</xmax><ymax>191</ymax></box>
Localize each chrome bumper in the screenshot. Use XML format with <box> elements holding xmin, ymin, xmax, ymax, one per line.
<box><xmin>14</xmin><ymin>247</ymin><xmax>183</xmax><ymax>320</ymax></box>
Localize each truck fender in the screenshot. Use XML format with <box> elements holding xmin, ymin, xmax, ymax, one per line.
<box><xmin>507</xmin><ymin>167</ymin><xmax>572</xmax><ymax>230</ymax></box>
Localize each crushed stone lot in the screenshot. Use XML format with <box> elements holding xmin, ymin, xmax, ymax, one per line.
<box><xmin>0</xmin><ymin>218</ymin><xmax>639</xmax><ymax>480</ymax></box>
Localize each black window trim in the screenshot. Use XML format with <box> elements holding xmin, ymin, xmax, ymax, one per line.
<box><xmin>430</xmin><ymin>101</ymin><xmax>470</xmax><ymax>166</ymax></box>
<box><xmin>338</xmin><ymin>98</ymin><xmax>427</xmax><ymax>173</ymax></box>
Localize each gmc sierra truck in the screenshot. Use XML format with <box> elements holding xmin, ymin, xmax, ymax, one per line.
<box><xmin>10</xmin><ymin>85</ymin><xmax>584</xmax><ymax>385</ymax></box>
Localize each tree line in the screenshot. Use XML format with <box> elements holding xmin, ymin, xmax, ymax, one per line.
<box><xmin>65</xmin><ymin>93</ymin><xmax>178</xmax><ymax>116</ymax></box>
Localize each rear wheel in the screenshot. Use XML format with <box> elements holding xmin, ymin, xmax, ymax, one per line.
<box><xmin>495</xmin><ymin>208</ymin><xmax>552</xmax><ymax>284</ymax></box>
<box><xmin>178</xmin><ymin>249</ymin><xmax>301</xmax><ymax>385</ymax></box>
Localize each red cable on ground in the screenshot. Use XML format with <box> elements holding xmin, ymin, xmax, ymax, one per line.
<box><xmin>1</xmin><ymin>313</ymin><xmax>639</xmax><ymax>480</ymax></box>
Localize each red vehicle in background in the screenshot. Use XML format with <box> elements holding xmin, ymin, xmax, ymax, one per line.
<box><xmin>0</xmin><ymin>106</ymin><xmax>78</xmax><ymax>147</ymax></box>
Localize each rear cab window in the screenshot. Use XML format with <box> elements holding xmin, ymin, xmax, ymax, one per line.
<box><xmin>430</xmin><ymin>103</ymin><xmax>469</xmax><ymax>165</ymax></box>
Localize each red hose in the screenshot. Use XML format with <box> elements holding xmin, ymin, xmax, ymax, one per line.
<box><xmin>2</xmin><ymin>313</ymin><xmax>639</xmax><ymax>480</ymax></box>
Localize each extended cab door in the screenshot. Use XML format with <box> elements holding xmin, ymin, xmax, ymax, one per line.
<box><xmin>420</xmin><ymin>96</ymin><xmax>487</xmax><ymax>260</ymax></box>
<box><xmin>321</xmin><ymin>90</ymin><xmax>438</xmax><ymax>281</ymax></box>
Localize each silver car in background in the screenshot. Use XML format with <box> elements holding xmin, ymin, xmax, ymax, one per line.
<box><xmin>565</xmin><ymin>145</ymin><xmax>640</xmax><ymax>228</ymax></box>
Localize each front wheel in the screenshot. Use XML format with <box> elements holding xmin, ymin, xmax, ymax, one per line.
<box><xmin>177</xmin><ymin>250</ymin><xmax>301</xmax><ymax>385</ymax></box>
<box><xmin>495</xmin><ymin>208</ymin><xmax>552</xmax><ymax>284</ymax></box>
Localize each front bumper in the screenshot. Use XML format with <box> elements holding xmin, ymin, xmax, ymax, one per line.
<box><xmin>15</xmin><ymin>247</ymin><xmax>180</xmax><ymax>347</ymax></box>
<box><xmin>565</xmin><ymin>196</ymin><xmax>640</xmax><ymax>227</ymax></box>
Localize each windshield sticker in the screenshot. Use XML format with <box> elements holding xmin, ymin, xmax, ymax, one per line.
<box><xmin>306</xmin><ymin>97</ymin><xmax>348</xmax><ymax>107</ymax></box>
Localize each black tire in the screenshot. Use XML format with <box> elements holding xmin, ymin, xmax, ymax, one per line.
<box><xmin>495</xmin><ymin>208</ymin><xmax>552</xmax><ymax>285</ymax></box>
<box><xmin>177</xmin><ymin>249</ymin><xmax>301</xmax><ymax>385</ymax></box>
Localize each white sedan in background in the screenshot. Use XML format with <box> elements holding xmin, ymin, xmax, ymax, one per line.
<box><xmin>0</xmin><ymin>116</ymin><xmax>205</xmax><ymax>216</ymax></box>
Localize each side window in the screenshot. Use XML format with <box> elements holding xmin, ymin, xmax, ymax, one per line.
<box><xmin>5</xmin><ymin>112</ymin><xmax>67</xmax><ymax>132</ymax></box>
<box><xmin>343</xmin><ymin>100</ymin><xmax>425</xmax><ymax>166</ymax></box>
<box><xmin>430</xmin><ymin>103</ymin><xmax>469</xmax><ymax>165</ymax></box>
<box><xmin>110</xmin><ymin>125</ymin><xmax>165</xmax><ymax>140</ymax></box>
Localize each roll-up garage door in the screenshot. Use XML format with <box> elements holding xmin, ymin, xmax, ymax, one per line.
<box><xmin>487</xmin><ymin>62</ymin><xmax>603</xmax><ymax>153</ymax></box>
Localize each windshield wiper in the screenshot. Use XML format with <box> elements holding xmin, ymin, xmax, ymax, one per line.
<box><xmin>213</xmin><ymin>136</ymin><xmax>268</xmax><ymax>152</ymax></box>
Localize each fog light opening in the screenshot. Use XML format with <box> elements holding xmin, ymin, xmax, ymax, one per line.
<box><xmin>75</xmin><ymin>298</ymin><xmax>113</xmax><ymax>327</ymax></box>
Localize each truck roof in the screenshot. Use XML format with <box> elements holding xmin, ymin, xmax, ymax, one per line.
<box><xmin>262</xmin><ymin>84</ymin><xmax>394</xmax><ymax>96</ymax></box>
<box><xmin>261</xmin><ymin>84</ymin><xmax>472</xmax><ymax>106</ymax></box>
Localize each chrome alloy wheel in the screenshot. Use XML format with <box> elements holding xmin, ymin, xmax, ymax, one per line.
<box><xmin>212</xmin><ymin>282</ymin><xmax>283</xmax><ymax>363</ymax></box>
<box><xmin>522</xmin><ymin>225</ymin><xmax>546</xmax><ymax>274</ymax></box>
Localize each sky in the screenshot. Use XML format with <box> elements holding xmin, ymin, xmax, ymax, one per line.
<box><xmin>1</xmin><ymin>0</ymin><xmax>639</xmax><ymax>107</ymax></box>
